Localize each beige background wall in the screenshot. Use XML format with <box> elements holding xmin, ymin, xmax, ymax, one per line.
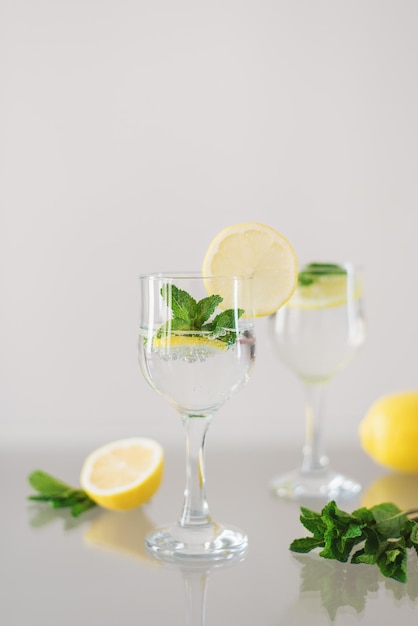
<box><xmin>2</xmin><ymin>1</ymin><xmax>418</xmax><ymax>453</ymax></box>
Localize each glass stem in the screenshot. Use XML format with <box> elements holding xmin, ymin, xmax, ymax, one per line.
<box><xmin>183</xmin><ymin>571</ymin><xmax>209</xmax><ymax>626</ymax></box>
<box><xmin>179</xmin><ymin>414</ymin><xmax>212</xmax><ymax>528</ymax></box>
<box><xmin>300</xmin><ymin>382</ymin><xmax>329</xmax><ymax>474</ymax></box>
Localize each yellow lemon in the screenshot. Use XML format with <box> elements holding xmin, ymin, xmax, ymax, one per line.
<box><xmin>80</xmin><ymin>438</ymin><xmax>164</xmax><ymax>511</ymax></box>
<box><xmin>152</xmin><ymin>335</ymin><xmax>227</xmax><ymax>351</ymax></box>
<box><xmin>288</xmin><ymin>263</ymin><xmax>363</xmax><ymax>310</ymax></box>
<box><xmin>359</xmin><ymin>392</ymin><xmax>418</xmax><ymax>472</ymax></box>
<box><xmin>202</xmin><ymin>222</ymin><xmax>298</xmax><ymax>317</ymax></box>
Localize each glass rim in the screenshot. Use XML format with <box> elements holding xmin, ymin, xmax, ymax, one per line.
<box><xmin>138</xmin><ymin>271</ymin><xmax>253</xmax><ymax>281</ymax></box>
<box><xmin>297</xmin><ymin>261</ymin><xmax>364</xmax><ymax>272</ymax></box>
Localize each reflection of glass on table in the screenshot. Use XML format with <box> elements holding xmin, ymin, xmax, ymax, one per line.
<box><xmin>154</xmin><ymin>550</ymin><xmax>247</xmax><ymax>626</ymax></box>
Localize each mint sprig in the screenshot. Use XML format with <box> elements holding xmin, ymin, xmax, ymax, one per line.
<box><xmin>157</xmin><ymin>283</ymin><xmax>244</xmax><ymax>346</ymax></box>
<box><xmin>28</xmin><ymin>470</ymin><xmax>96</xmax><ymax>517</ymax></box>
<box><xmin>298</xmin><ymin>263</ymin><xmax>347</xmax><ymax>287</ymax></box>
<box><xmin>290</xmin><ymin>500</ymin><xmax>418</xmax><ymax>583</ymax></box>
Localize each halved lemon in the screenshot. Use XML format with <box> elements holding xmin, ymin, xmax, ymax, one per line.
<box><xmin>202</xmin><ymin>222</ymin><xmax>298</xmax><ymax>317</ymax></box>
<box><xmin>80</xmin><ymin>438</ymin><xmax>164</xmax><ymax>511</ymax></box>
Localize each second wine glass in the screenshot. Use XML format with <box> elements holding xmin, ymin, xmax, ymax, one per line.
<box><xmin>269</xmin><ymin>262</ymin><xmax>366</xmax><ymax>501</ymax></box>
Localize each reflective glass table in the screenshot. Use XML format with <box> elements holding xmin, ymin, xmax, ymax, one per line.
<box><xmin>2</xmin><ymin>441</ymin><xmax>418</xmax><ymax>625</ymax></box>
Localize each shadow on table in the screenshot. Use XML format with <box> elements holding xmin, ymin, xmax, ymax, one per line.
<box><xmin>291</xmin><ymin>551</ymin><xmax>418</xmax><ymax>621</ymax></box>
<box><xmin>28</xmin><ymin>501</ymin><xmax>158</xmax><ymax>564</ymax></box>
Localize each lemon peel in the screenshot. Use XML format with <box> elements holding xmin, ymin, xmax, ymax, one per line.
<box><xmin>359</xmin><ymin>392</ymin><xmax>418</xmax><ymax>473</ymax></box>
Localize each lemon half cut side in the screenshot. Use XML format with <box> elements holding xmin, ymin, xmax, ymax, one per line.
<box><xmin>80</xmin><ymin>437</ymin><xmax>164</xmax><ymax>511</ymax></box>
<box><xmin>202</xmin><ymin>222</ymin><xmax>298</xmax><ymax>317</ymax></box>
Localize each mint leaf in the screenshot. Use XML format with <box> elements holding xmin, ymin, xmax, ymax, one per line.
<box><xmin>290</xmin><ymin>500</ymin><xmax>418</xmax><ymax>583</ymax></box>
<box><xmin>28</xmin><ymin>470</ymin><xmax>96</xmax><ymax>518</ymax></box>
<box><xmin>299</xmin><ymin>506</ymin><xmax>327</xmax><ymax>538</ymax></box>
<box><xmin>161</xmin><ymin>284</ymin><xmax>196</xmax><ymax>323</ymax></box>
<box><xmin>202</xmin><ymin>308</ymin><xmax>244</xmax><ymax>345</ymax></box>
<box><xmin>377</xmin><ymin>538</ymin><xmax>408</xmax><ymax>582</ymax></box>
<box><xmin>298</xmin><ymin>263</ymin><xmax>346</xmax><ymax>287</ymax></box>
<box><xmin>194</xmin><ymin>294</ymin><xmax>223</xmax><ymax>327</ymax></box>
<box><xmin>156</xmin><ymin>283</ymin><xmax>245</xmax><ymax>346</ymax></box>
<box><xmin>29</xmin><ymin>470</ymin><xmax>75</xmax><ymax>498</ymax></box>
<box><xmin>319</xmin><ymin>501</ymin><xmax>365</xmax><ymax>563</ymax></box>
<box><xmin>155</xmin><ymin>317</ymin><xmax>194</xmax><ymax>338</ymax></box>
<box><xmin>290</xmin><ymin>536</ymin><xmax>325</xmax><ymax>553</ymax></box>
<box><xmin>370</xmin><ymin>502</ymin><xmax>408</xmax><ymax>538</ymax></box>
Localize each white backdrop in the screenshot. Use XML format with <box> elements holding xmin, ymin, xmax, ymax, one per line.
<box><xmin>1</xmin><ymin>1</ymin><xmax>418</xmax><ymax>453</ymax></box>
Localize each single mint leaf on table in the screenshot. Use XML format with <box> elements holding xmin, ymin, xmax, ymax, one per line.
<box><xmin>290</xmin><ymin>499</ymin><xmax>418</xmax><ymax>583</ymax></box>
<box><xmin>28</xmin><ymin>470</ymin><xmax>96</xmax><ymax>518</ymax></box>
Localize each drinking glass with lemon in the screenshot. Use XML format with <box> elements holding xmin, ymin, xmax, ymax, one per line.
<box><xmin>269</xmin><ymin>262</ymin><xmax>366</xmax><ymax>500</ymax></box>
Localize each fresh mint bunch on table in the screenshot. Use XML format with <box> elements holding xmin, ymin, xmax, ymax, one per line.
<box><xmin>156</xmin><ymin>283</ymin><xmax>244</xmax><ymax>346</ymax></box>
<box><xmin>28</xmin><ymin>470</ymin><xmax>96</xmax><ymax>517</ymax></box>
<box><xmin>290</xmin><ymin>500</ymin><xmax>418</xmax><ymax>583</ymax></box>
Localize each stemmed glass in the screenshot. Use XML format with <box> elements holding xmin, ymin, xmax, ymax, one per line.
<box><xmin>269</xmin><ymin>262</ymin><xmax>366</xmax><ymax>501</ymax></box>
<box><xmin>138</xmin><ymin>272</ymin><xmax>255</xmax><ymax>560</ymax></box>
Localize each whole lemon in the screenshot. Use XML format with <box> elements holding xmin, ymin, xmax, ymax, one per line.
<box><xmin>359</xmin><ymin>391</ymin><xmax>418</xmax><ymax>472</ymax></box>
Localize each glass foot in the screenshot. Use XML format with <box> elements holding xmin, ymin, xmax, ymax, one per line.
<box><xmin>270</xmin><ymin>468</ymin><xmax>361</xmax><ymax>503</ymax></box>
<box><xmin>145</xmin><ymin>521</ymin><xmax>248</xmax><ymax>562</ymax></box>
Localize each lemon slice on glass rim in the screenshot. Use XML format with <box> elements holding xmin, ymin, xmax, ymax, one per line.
<box><xmin>80</xmin><ymin>438</ymin><xmax>164</xmax><ymax>511</ymax></box>
<box><xmin>202</xmin><ymin>222</ymin><xmax>298</xmax><ymax>317</ymax></box>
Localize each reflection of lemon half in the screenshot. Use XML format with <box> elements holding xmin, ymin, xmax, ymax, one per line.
<box><xmin>80</xmin><ymin>438</ymin><xmax>164</xmax><ymax>511</ymax></box>
<box><xmin>152</xmin><ymin>335</ymin><xmax>227</xmax><ymax>351</ymax></box>
<box><xmin>84</xmin><ymin>508</ymin><xmax>157</xmax><ymax>564</ymax></box>
<box><xmin>361</xmin><ymin>473</ymin><xmax>418</xmax><ymax>511</ymax></box>
<box><xmin>202</xmin><ymin>222</ymin><xmax>298</xmax><ymax>317</ymax></box>
<box><xmin>359</xmin><ymin>392</ymin><xmax>418</xmax><ymax>473</ymax></box>
<box><xmin>289</xmin><ymin>273</ymin><xmax>362</xmax><ymax>310</ymax></box>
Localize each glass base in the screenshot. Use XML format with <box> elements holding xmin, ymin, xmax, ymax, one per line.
<box><xmin>270</xmin><ymin>468</ymin><xmax>361</xmax><ymax>504</ymax></box>
<box><xmin>145</xmin><ymin>521</ymin><xmax>248</xmax><ymax>562</ymax></box>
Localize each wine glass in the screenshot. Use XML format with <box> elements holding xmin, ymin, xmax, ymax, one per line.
<box><xmin>138</xmin><ymin>272</ymin><xmax>255</xmax><ymax>560</ymax></box>
<box><xmin>268</xmin><ymin>262</ymin><xmax>366</xmax><ymax>501</ymax></box>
